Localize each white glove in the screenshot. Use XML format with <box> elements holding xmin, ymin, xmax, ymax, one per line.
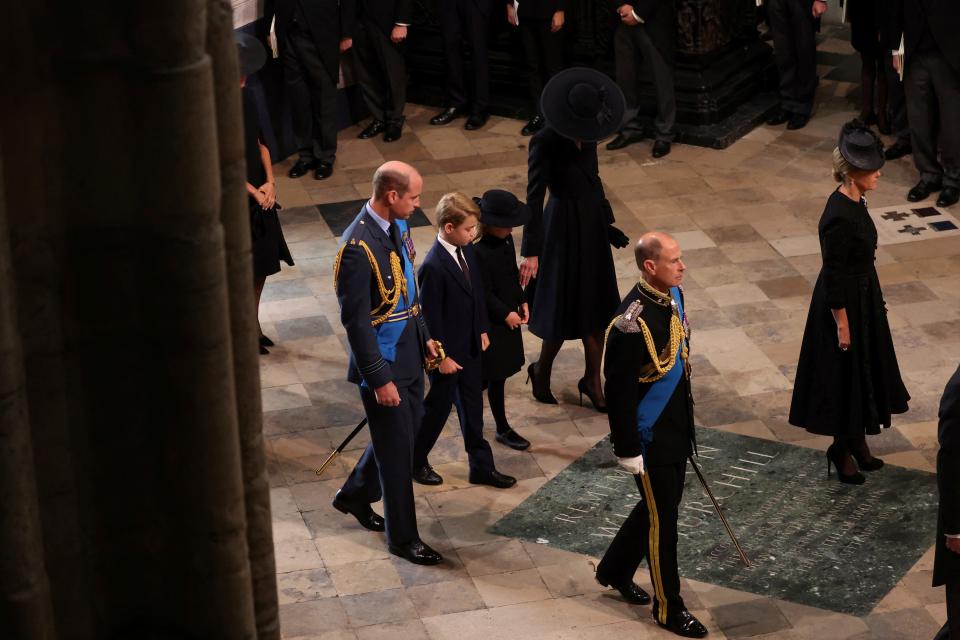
<box><xmin>618</xmin><ymin>455</ymin><xmax>645</xmax><ymax>475</ymax></box>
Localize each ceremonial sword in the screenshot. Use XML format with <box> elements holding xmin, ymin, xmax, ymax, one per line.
<box><xmin>687</xmin><ymin>455</ymin><xmax>752</xmax><ymax>567</ymax></box>
<box><xmin>315</xmin><ymin>418</ymin><xmax>367</xmax><ymax>477</ymax></box>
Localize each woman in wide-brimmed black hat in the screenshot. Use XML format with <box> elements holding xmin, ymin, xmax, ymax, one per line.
<box><xmin>238</xmin><ymin>32</ymin><xmax>294</xmax><ymax>354</ymax></box>
<box><xmin>518</xmin><ymin>67</ymin><xmax>631</xmax><ymax>412</ymax></box>
<box><xmin>790</xmin><ymin>122</ymin><xmax>910</xmax><ymax>484</ymax></box>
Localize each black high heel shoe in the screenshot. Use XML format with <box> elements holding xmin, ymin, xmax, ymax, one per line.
<box><xmin>850</xmin><ymin>442</ymin><xmax>884</xmax><ymax>472</ymax></box>
<box><xmin>259</xmin><ymin>334</ymin><xmax>275</xmax><ymax>347</ymax></box>
<box><xmin>826</xmin><ymin>444</ymin><xmax>865</xmax><ymax>485</ymax></box>
<box><xmin>577</xmin><ymin>378</ymin><xmax>607</xmax><ymax>413</ymax></box>
<box><xmin>526</xmin><ymin>362</ymin><xmax>557</xmax><ymax>405</ymax></box>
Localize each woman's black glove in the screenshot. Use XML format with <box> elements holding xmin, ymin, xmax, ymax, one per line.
<box><xmin>607</xmin><ymin>225</ymin><xmax>630</xmax><ymax>249</ymax></box>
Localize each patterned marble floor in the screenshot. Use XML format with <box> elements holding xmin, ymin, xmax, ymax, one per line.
<box><xmin>260</xmin><ymin>33</ymin><xmax>960</xmax><ymax>640</ymax></box>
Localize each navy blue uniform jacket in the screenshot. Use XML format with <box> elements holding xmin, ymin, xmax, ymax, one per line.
<box><xmin>336</xmin><ymin>208</ymin><xmax>431</xmax><ymax>389</ymax></box>
<box><xmin>418</xmin><ymin>240</ymin><xmax>490</xmax><ymax>364</ymax></box>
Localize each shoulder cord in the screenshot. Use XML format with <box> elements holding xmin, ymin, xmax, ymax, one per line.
<box><xmin>602</xmin><ymin>309</ymin><xmax>689</xmax><ymax>384</ymax></box>
<box><xmin>333</xmin><ymin>241</ymin><xmax>407</xmax><ymax>326</ymax></box>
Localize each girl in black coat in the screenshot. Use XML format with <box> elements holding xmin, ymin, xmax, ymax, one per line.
<box><xmin>789</xmin><ymin>124</ymin><xmax>909</xmax><ymax>483</ymax></box>
<box><xmin>518</xmin><ymin>69</ymin><xmax>630</xmax><ymax>412</ymax></box>
<box><xmin>474</xmin><ymin>190</ymin><xmax>532</xmax><ymax>450</ymax></box>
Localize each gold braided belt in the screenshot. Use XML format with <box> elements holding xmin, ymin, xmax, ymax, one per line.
<box><xmin>333</xmin><ymin>240</ymin><xmax>409</xmax><ymax>326</ymax></box>
<box><xmin>604</xmin><ymin>282</ymin><xmax>689</xmax><ymax>384</ymax></box>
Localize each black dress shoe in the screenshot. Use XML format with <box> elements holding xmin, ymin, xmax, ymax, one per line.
<box><xmin>765</xmin><ymin>108</ymin><xmax>790</xmax><ymax>125</ymax></box>
<box><xmin>464</xmin><ymin>112</ymin><xmax>489</xmax><ymax>130</ymax></box>
<box><xmin>521</xmin><ymin>114</ymin><xmax>545</xmax><ymax>136</ymax></box>
<box><xmin>259</xmin><ymin>334</ymin><xmax>275</xmax><ymax>347</ymax></box>
<box><xmin>388</xmin><ymin>539</ymin><xmax>443</xmax><ymax>565</ymax></box>
<box><xmin>469</xmin><ymin>468</ymin><xmax>517</xmax><ymax>489</ymax></box>
<box><xmin>938</xmin><ymin>186</ymin><xmax>960</xmax><ymax>207</ymax></box>
<box><xmin>358</xmin><ymin>119</ymin><xmax>385</xmax><ymax>139</ymax></box>
<box><xmin>884</xmin><ymin>138</ymin><xmax>912</xmax><ymax>160</ymax></box>
<box><xmin>907</xmin><ymin>180</ymin><xmax>942</xmax><ymax>202</ymax></box>
<box><xmin>596</xmin><ymin>576</ymin><xmax>651</xmax><ymax>605</ymax></box>
<box><xmin>652</xmin><ymin>139</ymin><xmax>672</xmax><ymax>158</ymax></box>
<box><xmin>315</xmin><ymin>161</ymin><xmax>333</xmax><ymax>180</ymax></box>
<box><xmin>413</xmin><ymin>465</ymin><xmax>443</xmax><ymax>486</ymax></box>
<box><xmin>332</xmin><ymin>491</ymin><xmax>385</xmax><ymax>532</ymax></box>
<box><xmin>786</xmin><ymin>113</ymin><xmax>810</xmax><ymax>130</ymax></box>
<box><xmin>288</xmin><ymin>158</ymin><xmax>316</xmax><ymax>178</ymax></box>
<box><xmin>383</xmin><ymin>120</ymin><xmax>403</xmax><ymax>142</ymax></box>
<box><xmin>495</xmin><ymin>429</ymin><xmax>530</xmax><ymax>451</ymax></box>
<box><xmin>606</xmin><ymin>132</ymin><xmax>642</xmax><ymax>151</ymax></box>
<box><xmin>655</xmin><ymin>608</ymin><xmax>708</xmax><ymax>638</ymax></box>
<box><xmin>430</xmin><ymin>107</ymin><xmax>466</xmax><ymax>126</ymax></box>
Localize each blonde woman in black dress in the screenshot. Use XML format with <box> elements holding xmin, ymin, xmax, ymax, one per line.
<box><xmin>789</xmin><ymin>124</ymin><xmax>909</xmax><ymax>483</ymax></box>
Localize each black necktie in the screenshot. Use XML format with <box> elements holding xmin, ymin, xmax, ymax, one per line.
<box><xmin>389</xmin><ymin>224</ymin><xmax>403</xmax><ymax>256</ymax></box>
<box><xmin>455</xmin><ymin>246</ymin><xmax>471</xmax><ymax>289</ymax></box>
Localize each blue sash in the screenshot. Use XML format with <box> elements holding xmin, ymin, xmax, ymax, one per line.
<box><xmin>635</xmin><ymin>287</ymin><xmax>686</xmax><ymax>454</ymax></box>
<box><xmin>371</xmin><ymin>218</ymin><xmax>416</xmax><ymax>364</ymax></box>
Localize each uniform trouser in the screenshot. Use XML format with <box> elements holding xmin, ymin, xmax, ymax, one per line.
<box><xmin>519</xmin><ymin>18</ymin><xmax>563</xmax><ymax>112</ymax></box>
<box><xmin>766</xmin><ymin>0</ymin><xmax>818</xmax><ymax>116</ymax></box>
<box><xmin>614</xmin><ymin>24</ymin><xmax>676</xmax><ymax>142</ymax></box>
<box><xmin>414</xmin><ymin>356</ymin><xmax>495</xmax><ymax>474</ymax></box>
<box><xmin>934</xmin><ymin>581</ymin><xmax>960</xmax><ymax>640</ymax></box>
<box><xmin>282</xmin><ymin>23</ymin><xmax>338</xmax><ymax>163</ymax></box>
<box><xmin>596</xmin><ymin>461</ymin><xmax>687</xmax><ymax>624</ymax></box>
<box><xmin>905</xmin><ymin>50</ymin><xmax>960</xmax><ymax>189</ymax></box>
<box><xmin>885</xmin><ymin>62</ymin><xmax>910</xmax><ymax>144</ymax></box>
<box><xmin>353</xmin><ymin>19</ymin><xmax>407</xmax><ymax>123</ymax></box>
<box><xmin>339</xmin><ymin>375</ymin><xmax>423</xmax><ymax>546</ymax></box>
<box><xmin>440</xmin><ymin>0</ymin><xmax>490</xmax><ymax>114</ymax></box>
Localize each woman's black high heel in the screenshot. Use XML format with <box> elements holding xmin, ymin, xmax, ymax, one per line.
<box><xmin>577</xmin><ymin>378</ymin><xmax>607</xmax><ymax>413</ymax></box>
<box><xmin>826</xmin><ymin>444</ymin><xmax>865</xmax><ymax>485</ymax></box>
<box><xmin>850</xmin><ymin>443</ymin><xmax>885</xmax><ymax>472</ymax></box>
<box><xmin>526</xmin><ymin>362</ymin><xmax>558</xmax><ymax>405</ymax></box>
<box><xmin>259</xmin><ymin>334</ymin><xmax>275</xmax><ymax>347</ymax></box>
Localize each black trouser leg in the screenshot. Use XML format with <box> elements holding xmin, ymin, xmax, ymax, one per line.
<box><xmin>906</xmin><ymin>52</ymin><xmax>946</xmax><ymax>186</ymax></box>
<box><xmin>464</xmin><ymin>4</ymin><xmax>490</xmax><ymax>114</ymax></box>
<box><xmin>886</xmin><ymin>61</ymin><xmax>910</xmax><ymax>143</ymax></box>
<box><xmin>354</xmin><ymin>19</ymin><xmax>407</xmax><ymax>123</ymax></box>
<box><xmin>486</xmin><ymin>378</ymin><xmax>510</xmax><ymax>433</ymax></box>
<box><xmin>925</xmin><ymin>53</ymin><xmax>960</xmax><ymax>188</ymax></box>
<box><xmin>521</xmin><ymin>18</ymin><xmax>562</xmax><ymax>111</ymax></box>
<box><xmin>634</xmin><ymin>27</ymin><xmax>676</xmax><ymax>141</ymax></box>
<box><xmin>440</xmin><ymin>3</ymin><xmax>469</xmax><ymax>110</ymax></box>
<box><xmin>614</xmin><ymin>24</ymin><xmax>643</xmax><ymax>136</ymax></box>
<box><xmin>286</xmin><ymin>27</ymin><xmax>338</xmax><ymax>163</ymax></box>
<box><xmin>339</xmin><ymin>378</ymin><xmax>422</xmax><ymax>546</ymax></box>
<box><xmin>414</xmin><ymin>369</ymin><xmax>455</xmax><ymax>470</ymax></box>
<box><xmin>946</xmin><ymin>581</ymin><xmax>960</xmax><ymax>639</ymax></box>
<box><xmin>768</xmin><ymin>0</ymin><xmax>816</xmax><ymax>115</ymax></box>
<box><xmin>596</xmin><ymin>495</ymin><xmax>650</xmax><ymax>585</ymax></box>
<box><xmin>451</xmin><ymin>360</ymin><xmax>495</xmax><ymax>473</ymax></box>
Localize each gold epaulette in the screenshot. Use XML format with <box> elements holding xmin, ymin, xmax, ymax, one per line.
<box><xmin>333</xmin><ymin>239</ymin><xmax>408</xmax><ymax>326</ymax></box>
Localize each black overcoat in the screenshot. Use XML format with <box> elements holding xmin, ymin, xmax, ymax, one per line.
<box><xmin>522</xmin><ymin>126</ymin><xmax>621</xmax><ymax>341</ymax></box>
<box><xmin>789</xmin><ymin>190</ymin><xmax>909</xmax><ymax>436</ymax></box>
<box><xmin>935</xmin><ymin>366</ymin><xmax>960</xmax><ymax>587</ymax></box>
<box><xmin>475</xmin><ymin>233</ymin><xmax>526</xmax><ymax>381</ymax></box>
<box><xmin>889</xmin><ymin>0</ymin><xmax>960</xmax><ymax>75</ymax></box>
<box><xmin>357</xmin><ymin>0</ymin><xmax>412</xmax><ymax>35</ymax></box>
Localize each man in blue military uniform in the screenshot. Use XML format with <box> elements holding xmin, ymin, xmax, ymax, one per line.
<box><xmin>595</xmin><ymin>231</ymin><xmax>708</xmax><ymax>638</ymax></box>
<box><xmin>332</xmin><ymin>160</ymin><xmax>444</xmax><ymax>565</ymax></box>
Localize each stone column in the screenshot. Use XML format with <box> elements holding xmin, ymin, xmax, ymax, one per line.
<box><xmin>0</xmin><ymin>1</ymin><xmax>279</xmax><ymax>637</ymax></box>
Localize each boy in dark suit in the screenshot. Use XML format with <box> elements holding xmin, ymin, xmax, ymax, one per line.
<box><xmin>934</xmin><ymin>366</ymin><xmax>960</xmax><ymax>639</ymax></box>
<box><xmin>413</xmin><ymin>192</ymin><xmax>517</xmax><ymax>489</ymax></box>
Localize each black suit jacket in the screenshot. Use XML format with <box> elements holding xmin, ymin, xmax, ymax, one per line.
<box><xmin>889</xmin><ymin>0</ymin><xmax>960</xmax><ymax>74</ymax></box>
<box><xmin>607</xmin><ymin>0</ymin><xmax>676</xmax><ymax>60</ymax></box>
<box><xmin>358</xmin><ymin>0</ymin><xmax>412</xmax><ymax>34</ymax></box>
<box><xmin>418</xmin><ymin>240</ymin><xmax>490</xmax><ymax>365</ymax></box>
<box><xmin>508</xmin><ymin>0</ymin><xmax>564</xmax><ymax>21</ymax></box>
<box><xmin>603</xmin><ymin>285</ymin><xmax>695</xmax><ymax>467</ymax></box>
<box><xmin>935</xmin><ymin>365</ymin><xmax>960</xmax><ymax>587</ymax></box>
<box><xmin>442</xmin><ymin>0</ymin><xmax>493</xmax><ymax>18</ymax></box>
<box><xmin>335</xmin><ymin>207</ymin><xmax>431</xmax><ymax>389</ymax></box>
<box><xmin>263</xmin><ymin>0</ymin><xmax>357</xmax><ymax>80</ymax></box>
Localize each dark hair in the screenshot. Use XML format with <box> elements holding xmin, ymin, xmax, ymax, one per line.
<box><xmin>372</xmin><ymin>167</ymin><xmax>411</xmax><ymax>201</ymax></box>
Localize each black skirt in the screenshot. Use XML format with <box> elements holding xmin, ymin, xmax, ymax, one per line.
<box><xmin>250</xmin><ymin>199</ymin><xmax>294</xmax><ymax>280</ymax></box>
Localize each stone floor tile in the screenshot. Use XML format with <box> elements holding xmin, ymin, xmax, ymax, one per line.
<box><xmin>407</xmin><ymin>577</ymin><xmax>487</xmax><ymax>617</ymax></box>
<box><xmin>390</xmin><ymin>550</ymin><xmax>471</xmax><ymax>587</ymax></box>
<box><xmin>472</xmin><ymin>568</ymin><xmax>552</xmax><ymax>608</ymax></box>
<box><xmin>328</xmin><ymin>558</ymin><xmax>403</xmax><ymax>596</ymax></box>
<box><xmin>263</xmin><ymin>383</ymin><xmax>313</xmax><ymax>412</ymax></box>
<box><xmin>457</xmin><ymin>539</ymin><xmax>536</xmax><ymax>578</ymax></box>
<box><xmin>279</xmin><ymin>598</ymin><xmax>349</xmax><ymax>637</ymax></box>
<box><xmin>863</xmin><ymin>607</ymin><xmax>941</xmax><ymax>639</ymax></box>
<box><xmin>275</xmin><ymin>539</ymin><xmax>326</xmax><ymax>574</ymax></box>
<box><xmin>284</xmin><ymin>632</ymin><xmax>357</xmax><ymax>640</ymax></box>
<box><xmin>709</xmin><ymin>598</ymin><xmax>791</xmax><ymax>638</ymax></box>
<box><xmin>354</xmin><ymin>620</ymin><xmax>430</xmax><ymax>640</ymax></box>
<box><xmin>315</xmin><ymin>531</ymin><xmax>391</xmax><ymax>567</ymax></box>
<box><xmin>278</xmin><ymin>568</ymin><xmax>338</xmax><ymax>604</ymax></box>
<box><xmin>340</xmin><ymin>588</ymin><xmax>419</xmax><ymax>627</ymax></box>
<box><xmin>536</xmin><ymin>560</ymin><xmax>608</xmax><ymax>598</ymax></box>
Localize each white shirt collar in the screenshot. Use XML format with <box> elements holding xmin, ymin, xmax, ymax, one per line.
<box><xmin>365</xmin><ymin>201</ymin><xmax>391</xmax><ymax>235</ymax></box>
<box><xmin>436</xmin><ymin>232</ymin><xmax>461</xmax><ymax>263</ymax></box>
